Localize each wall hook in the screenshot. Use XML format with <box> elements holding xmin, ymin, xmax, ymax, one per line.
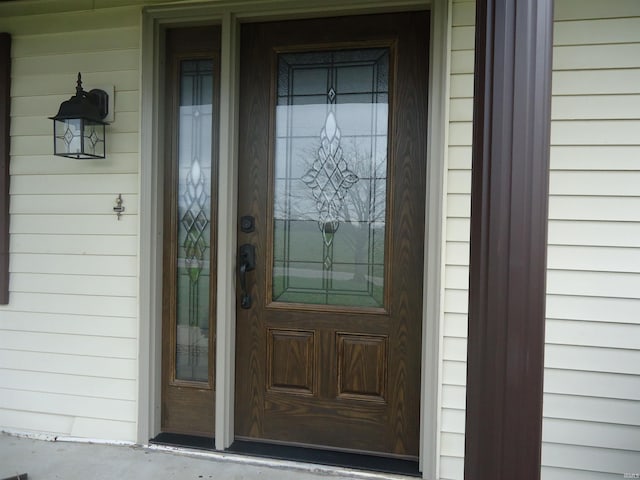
<box><xmin>113</xmin><ymin>194</ymin><xmax>125</xmax><ymax>220</ymax></box>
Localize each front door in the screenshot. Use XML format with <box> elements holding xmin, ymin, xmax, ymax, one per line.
<box><xmin>235</xmin><ymin>12</ymin><xmax>429</xmax><ymax>458</ymax></box>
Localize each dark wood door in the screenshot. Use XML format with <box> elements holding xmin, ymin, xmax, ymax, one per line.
<box><xmin>161</xmin><ymin>26</ymin><xmax>220</xmax><ymax>437</ymax></box>
<box><xmin>236</xmin><ymin>12</ymin><xmax>429</xmax><ymax>458</ymax></box>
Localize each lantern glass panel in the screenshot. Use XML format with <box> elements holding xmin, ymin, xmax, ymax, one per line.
<box><xmin>53</xmin><ymin>118</ymin><xmax>105</xmax><ymax>159</ymax></box>
<box><xmin>54</xmin><ymin>118</ymin><xmax>82</xmax><ymax>158</ymax></box>
<box><xmin>82</xmin><ymin>121</ymin><xmax>106</xmax><ymax>158</ymax></box>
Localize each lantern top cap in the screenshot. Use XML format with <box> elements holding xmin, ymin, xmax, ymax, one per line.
<box><xmin>49</xmin><ymin>72</ymin><xmax>109</xmax><ymax>124</ymax></box>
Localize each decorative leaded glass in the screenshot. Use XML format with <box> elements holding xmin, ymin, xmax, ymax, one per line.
<box><xmin>273</xmin><ymin>48</ymin><xmax>389</xmax><ymax>307</ymax></box>
<box><xmin>175</xmin><ymin>60</ymin><xmax>213</xmax><ymax>381</ymax></box>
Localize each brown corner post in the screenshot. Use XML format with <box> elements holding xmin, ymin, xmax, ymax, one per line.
<box><xmin>464</xmin><ymin>1</ymin><xmax>553</xmax><ymax>479</ymax></box>
<box><xmin>0</xmin><ymin>33</ymin><xmax>10</xmax><ymax>305</ymax></box>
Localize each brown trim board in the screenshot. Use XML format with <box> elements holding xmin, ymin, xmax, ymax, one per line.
<box><xmin>0</xmin><ymin>33</ymin><xmax>10</xmax><ymax>305</ymax></box>
<box><xmin>464</xmin><ymin>1</ymin><xmax>553</xmax><ymax>479</ymax></box>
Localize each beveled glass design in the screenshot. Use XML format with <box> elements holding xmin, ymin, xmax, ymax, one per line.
<box><xmin>273</xmin><ymin>49</ymin><xmax>389</xmax><ymax>307</ymax></box>
<box><xmin>175</xmin><ymin>60</ymin><xmax>213</xmax><ymax>381</ymax></box>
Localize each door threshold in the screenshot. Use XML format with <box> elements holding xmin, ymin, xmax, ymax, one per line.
<box><xmin>150</xmin><ymin>432</ymin><xmax>215</xmax><ymax>451</ymax></box>
<box><xmin>228</xmin><ymin>440</ymin><xmax>420</xmax><ymax>477</ymax></box>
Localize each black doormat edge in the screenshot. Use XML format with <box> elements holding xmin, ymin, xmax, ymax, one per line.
<box><xmin>149</xmin><ymin>433</ymin><xmax>420</xmax><ymax>477</ymax></box>
<box><xmin>150</xmin><ymin>432</ymin><xmax>215</xmax><ymax>451</ymax></box>
<box><xmin>228</xmin><ymin>440</ymin><xmax>421</xmax><ymax>477</ymax></box>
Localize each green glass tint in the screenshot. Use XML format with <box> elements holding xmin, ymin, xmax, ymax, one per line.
<box><xmin>273</xmin><ymin>49</ymin><xmax>389</xmax><ymax>307</ymax></box>
<box><xmin>176</xmin><ymin>60</ymin><xmax>213</xmax><ymax>381</ymax></box>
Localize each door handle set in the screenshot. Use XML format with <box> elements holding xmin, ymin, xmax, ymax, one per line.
<box><xmin>238</xmin><ymin>243</ymin><xmax>256</xmax><ymax>309</ymax></box>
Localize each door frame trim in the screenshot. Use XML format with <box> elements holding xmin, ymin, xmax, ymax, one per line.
<box><xmin>139</xmin><ymin>1</ymin><xmax>449</xmax><ymax>477</ymax></box>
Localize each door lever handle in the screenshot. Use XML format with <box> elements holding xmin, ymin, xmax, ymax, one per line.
<box><xmin>238</xmin><ymin>244</ymin><xmax>256</xmax><ymax>309</ymax></box>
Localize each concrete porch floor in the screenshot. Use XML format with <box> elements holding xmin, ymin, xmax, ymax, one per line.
<box><xmin>0</xmin><ymin>433</ymin><xmax>414</xmax><ymax>480</ymax></box>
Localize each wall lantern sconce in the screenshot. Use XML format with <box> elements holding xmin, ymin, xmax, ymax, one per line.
<box><xmin>50</xmin><ymin>72</ymin><xmax>109</xmax><ymax>159</ymax></box>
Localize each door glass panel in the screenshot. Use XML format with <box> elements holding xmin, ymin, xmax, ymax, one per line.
<box><xmin>176</xmin><ymin>59</ymin><xmax>213</xmax><ymax>381</ymax></box>
<box><xmin>273</xmin><ymin>49</ymin><xmax>389</xmax><ymax>307</ymax></box>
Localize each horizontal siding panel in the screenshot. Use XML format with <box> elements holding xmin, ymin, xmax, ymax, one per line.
<box><xmin>0</xmin><ymin>330</ymin><xmax>136</xmax><ymax>359</ymax></box>
<box><xmin>546</xmin><ymin>318</ymin><xmax>640</xmax><ymax>350</ymax></box>
<box><xmin>448</xmin><ymin>122</ymin><xmax>473</xmax><ymax>146</ymax></box>
<box><xmin>548</xmin><ymin>221</ymin><xmax>640</xmax><ymax>247</ymax></box>
<box><xmin>552</xmin><ymin>69</ymin><xmax>640</xmax><ymax>95</ymax></box>
<box><xmin>447</xmin><ymin>170</ymin><xmax>471</xmax><ymax>194</ymax></box>
<box><xmin>12</xmin><ymin>49</ymin><xmax>139</xmax><ymax>76</ymax></box>
<box><xmin>444</xmin><ymin>289</ymin><xmax>468</xmax><ymax>314</ymax></box>
<box><xmin>442</xmin><ymin>360</ymin><xmax>466</xmax><ymax>386</ymax></box>
<box><xmin>449</xmin><ymin>98</ymin><xmax>472</xmax><ymax>122</ymax></box>
<box><xmin>0</xmin><ymin>311</ymin><xmax>137</xmax><ymax>338</ymax></box>
<box><xmin>547</xmin><ymin>270</ymin><xmax>640</xmax><ymax>300</ymax></box>
<box><xmin>550</xmin><ymin>171</ymin><xmax>640</xmax><ymax>196</ymax></box>
<box><xmin>440</xmin><ymin>432</ymin><xmax>465</xmax><ymax>457</ymax></box>
<box><xmin>11</xmin><ymin>153</ymin><xmax>139</xmax><ymax>175</ymax></box>
<box><xmin>14</xmin><ymin>26</ymin><xmax>140</xmax><ymax>57</ymax></box>
<box><xmin>447</xmin><ymin>146</ymin><xmax>471</xmax><ymax>169</ymax></box>
<box><xmin>549</xmin><ymin>196</ymin><xmax>640</xmax><ymax>222</ymax></box>
<box><xmin>544</xmin><ymin>393</ymin><xmax>640</xmax><ymax>427</ymax></box>
<box><xmin>541</xmin><ymin>466</ymin><xmax>621</xmax><ymax>480</ymax></box>
<box><xmin>550</xmin><ymin>146</ymin><xmax>640</xmax><ymax>170</ymax></box>
<box><xmin>0</xmin><ymin>350</ymin><xmax>136</xmax><ymax>380</ymax></box>
<box><xmin>11</xmin><ymin>194</ymin><xmax>138</xmax><ymax>215</ymax></box>
<box><xmin>5</xmin><ymin>292</ymin><xmax>137</xmax><ymax>318</ymax></box>
<box><xmin>451</xmin><ymin>1</ymin><xmax>475</xmax><ymax>27</ymax></box>
<box><xmin>69</xmin><ymin>417</ymin><xmax>136</xmax><ymax>442</ymax></box>
<box><xmin>547</xmin><ymin>245</ymin><xmax>640</xmax><ymax>273</ymax></box>
<box><xmin>444</xmin><ymin>241</ymin><xmax>469</xmax><ymax>266</ymax></box>
<box><xmin>554</xmin><ymin>44</ymin><xmax>640</xmax><ymax>70</ymax></box>
<box><xmin>544</xmin><ymin>369</ymin><xmax>640</xmax><ymax>401</ymax></box>
<box><xmin>554</xmin><ymin>0</ymin><xmax>640</xmax><ymax>21</ymax></box>
<box><xmin>12</xmin><ymin>70</ymin><xmax>139</xmax><ymax>97</ymax></box>
<box><xmin>0</xmin><ymin>388</ymin><xmax>135</xmax><ymax>422</ymax></box>
<box><xmin>0</xmin><ymin>369</ymin><xmax>136</xmax><ymax>401</ymax></box>
<box><xmin>449</xmin><ymin>74</ymin><xmax>473</xmax><ymax>99</ymax></box>
<box><xmin>552</xmin><ymin>95</ymin><xmax>640</xmax><ymax>120</ymax></box>
<box><xmin>450</xmin><ymin>26</ymin><xmax>474</xmax><ymax>50</ymax></box>
<box><xmin>11</xmin><ymin>214</ymin><xmax>137</xmax><ymax>235</ymax></box>
<box><xmin>551</xmin><ymin>121</ymin><xmax>640</xmax><ymax>146</ymax></box>
<box><xmin>442</xmin><ymin>313</ymin><xmax>468</xmax><ymax>338</ymax></box>
<box><xmin>444</xmin><ymin>265</ymin><xmax>468</xmax><ymax>290</ymax></box>
<box><xmin>0</xmin><ymin>408</ymin><xmax>72</xmax><ymax>436</ymax></box>
<box><xmin>445</xmin><ymin>218</ymin><xmax>470</xmax><ymax>243</ymax></box>
<box><xmin>546</xmin><ymin>294</ymin><xmax>640</xmax><ymax>323</ymax></box>
<box><xmin>439</xmin><ymin>456</ymin><xmax>464</xmax><ymax>480</ymax></box>
<box><xmin>11</xmin><ymin>132</ymin><xmax>139</xmax><ymax>155</ymax></box>
<box><xmin>554</xmin><ymin>17</ymin><xmax>640</xmax><ymax>45</ymax></box>
<box><xmin>11</xmin><ymin>273</ymin><xmax>137</xmax><ymax>297</ymax></box>
<box><xmin>10</xmin><ymin>174</ymin><xmax>138</xmax><ymax>195</ymax></box>
<box><xmin>543</xmin><ymin>442</ymin><xmax>640</xmax><ymax>475</ymax></box>
<box><xmin>445</xmin><ymin>96</ymin><xmax>640</xmax><ymax>124</ymax></box>
<box><xmin>11</xmin><ymin>253</ymin><xmax>136</xmax><ymax>276</ymax></box>
<box><xmin>545</xmin><ymin>344</ymin><xmax>640</xmax><ymax>375</ymax></box>
<box><xmin>441</xmin><ymin>385</ymin><xmax>466</xmax><ymax>410</ymax></box>
<box><xmin>0</xmin><ymin>6</ymin><xmax>141</xmax><ymax>34</ymax></box>
<box><xmin>441</xmin><ymin>406</ymin><xmax>465</xmax><ymax>434</ymax></box>
<box><xmin>9</xmin><ymin>234</ymin><xmax>137</xmax><ymax>256</ymax></box>
<box><xmin>450</xmin><ymin>50</ymin><xmax>474</xmax><ymax>74</ymax></box>
<box><xmin>443</xmin><ymin>337</ymin><xmax>466</xmax><ymax>362</ymax></box>
<box><xmin>543</xmin><ymin>418</ymin><xmax>640</xmax><ymax>451</ymax></box>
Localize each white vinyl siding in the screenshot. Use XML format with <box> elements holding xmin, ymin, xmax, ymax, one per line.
<box><xmin>0</xmin><ymin>6</ymin><xmax>141</xmax><ymax>441</ymax></box>
<box><xmin>440</xmin><ymin>1</ymin><xmax>640</xmax><ymax>479</ymax></box>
